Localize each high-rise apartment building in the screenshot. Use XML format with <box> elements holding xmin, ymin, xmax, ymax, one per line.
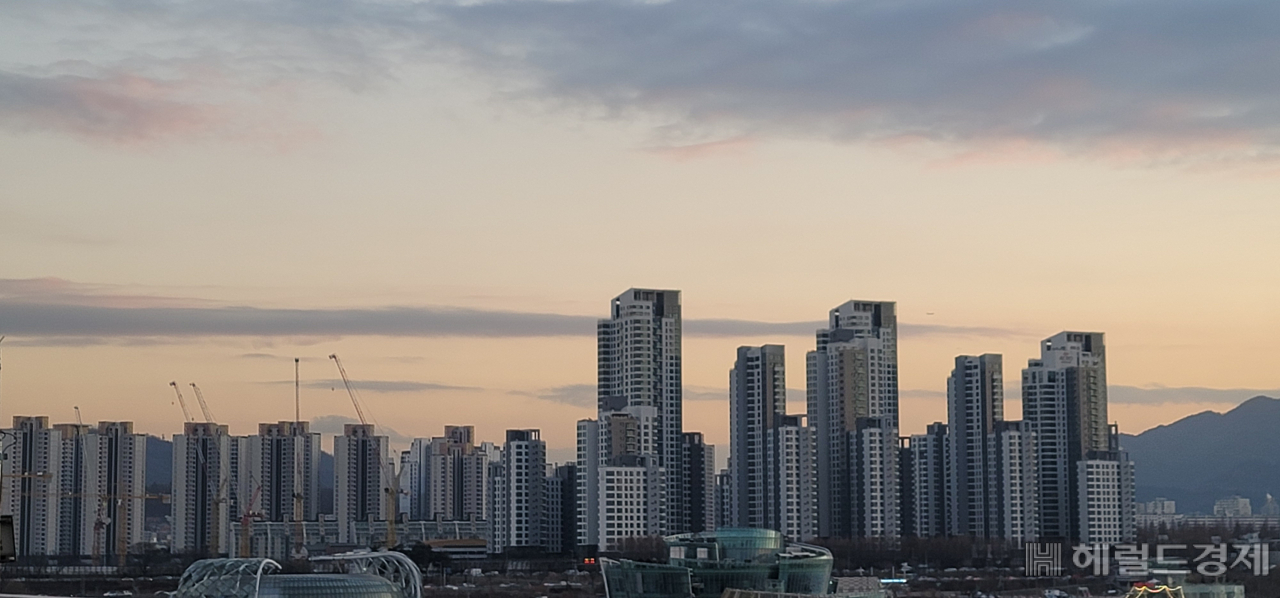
<box><xmin>596</xmin><ymin>289</ymin><xmax>684</xmax><ymax>533</ymax></box>
<box><xmin>729</xmin><ymin>345</ymin><xmax>786</xmax><ymax>530</ymax></box>
<box><xmin>3</xmin><ymin>417</ymin><xmax>62</xmax><ymax>556</ymax></box>
<box><xmin>546</xmin><ymin>463</ymin><xmax>577</xmax><ymax>554</ymax></box>
<box><xmin>988</xmin><ymin>420</ymin><xmax>1038</xmax><ymax>542</ymax></box>
<box><xmin>682</xmin><ymin>432</ymin><xmax>715</xmax><ymax>534</ymax></box>
<box><xmin>252</xmin><ymin>421</ymin><xmax>321</xmax><ymax>525</ymax></box>
<box><xmin>173</xmin><ymin>421</ymin><xmax>233</xmax><ymax>555</ymax></box>
<box><xmin>575</xmin><ymin>419</ymin><xmax>600</xmax><ymax>548</ymax></box>
<box><xmin>489</xmin><ymin>429</ymin><xmax>546</xmax><ymax>553</ymax></box>
<box><xmin>1022</xmin><ymin>331</ymin><xmax>1133</xmax><ymax>543</ymax></box>
<box><xmin>947</xmin><ymin>354</ymin><xmax>1003</xmax><ymax>538</ymax></box>
<box><xmin>84</xmin><ymin>422</ymin><xmax>147</xmax><ymax>562</ymax></box>
<box><xmin>1</xmin><ymin>418</ymin><xmax>146</xmax><ymax>560</ymax></box>
<box><xmin>407</xmin><ymin>426</ymin><xmax>497</xmax><ymax>522</ymax></box>
<box><xmin>333</xmin><ymin>424</ymin><xmax>391</xmax><ymax>544</ymax></box>
<box><xmin>906</xmin><ymin>423</ymin><xmax>948</xmax><ymax>538</ymax></box>
<box><xmin>807</xmin><ymin>300</ymin><xmax>899</xmax><ymax>538</ymax></box>
<box><xmin>765</xmin><ymin>415</ymin><xmax>815</xmax><ymax>540</ymax></box>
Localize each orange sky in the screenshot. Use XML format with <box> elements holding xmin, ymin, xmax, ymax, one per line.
<box><xmin>3</xmin><ymin>0</ymin><xmax>1280</xmax><ymax>461</ymax></box>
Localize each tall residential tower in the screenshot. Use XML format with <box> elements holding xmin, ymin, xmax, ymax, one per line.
<box><xmin>807</xmin><ymin>300</ymin><xmax>899</xmax><ymax>538</ymax></box>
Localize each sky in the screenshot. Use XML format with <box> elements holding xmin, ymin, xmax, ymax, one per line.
<box><xmin>2</xmin><ymin>0</ymin><xmax>1280</xmax><ymax>462</ymax></box>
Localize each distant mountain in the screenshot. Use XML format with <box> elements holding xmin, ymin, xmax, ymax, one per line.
<box><xmin>1121</xmin><ymin>395</ymin><xmax>1280</xmax><ymax>514</ymax></box>
<box><xmin>143</xmin><ymin>435</ymin><xmax>335</xmax><ymax>515</ymax></box>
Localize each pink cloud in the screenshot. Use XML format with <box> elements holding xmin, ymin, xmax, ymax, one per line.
<box><xmin>0</xmin><ymin>71</ymin><xmax>223</xmax><ymax>142</ymax></box>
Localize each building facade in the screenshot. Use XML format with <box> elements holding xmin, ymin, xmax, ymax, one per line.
<box><xmin>947</xmin><ymin>354</ymin><xmax>1003</xmax><ymax>538</ymax></box>
<box><xmin>807</xmin><ymin>300</ymin><xmax>899</xmax><ymax>538</ymax></box>
<box><xmin>683</xmin><ymin>432</ymin><xmax>715</xmax><ymax>534</ymax></box>
<box><xmin>906</xmin><ymin>423</ymin><xmax>948</xmax><ymax>538</ymax></box>
<box><xmin>407</xmin><ymin>425</ymin><xmax>497</xmax><ymax>522</ymax></box>
<box><xmin>173</xmin><ymin>421</ymin><xmax>233</xmax><ymax>555</ymax></box>
<box><xmin>489</xmin><ymin>429</ymin><xmax>546</xmax><ymax>553</ymax></box>
<box><xmin>729</xmin><ymin>345</ymin><xmax>787</xmax><ymax>530</ymax></box>
<box><xmin>333</xmin><ymin>424</ymin><xmax>392</xmax><ymax>544</ymax></box>
<box><xmin>1022</xmin><ymin>332</ymin><xmax>1133</xmax><ymax>543</ymax></box>
<box><xmin>595</xmin><ymin>289</ymin><xmax>684</xmax><ymax>534</ymax></box>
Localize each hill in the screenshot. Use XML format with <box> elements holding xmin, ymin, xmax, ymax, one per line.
<box><xmin>1121</xmin><ymin>395</ymin><xmax>1280</xmax><ymax>514</ymax></box>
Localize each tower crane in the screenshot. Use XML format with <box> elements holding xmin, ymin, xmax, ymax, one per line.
<box><xmin>171</xmin><ymin>382</ymin><xmax>226</xmax><ymax>556</ymax></box>
<box><xmin>329</xmin><ymin>354</ymin><xmax>400</xmax><ymax>549</ymax></box>
<box><xmin>239</xmin><ymin>480</ymin><xmax>263</xmax><ymax>557</ymax></box>
<box><xmin>189</xmin><ymin>383</ymin><xmax>216</xmax><ymax>423</ymax></box>
<box><xmin>169</xmin><ymin>382</ymin><xmax>195</xmax><ymax>423</ymax></box>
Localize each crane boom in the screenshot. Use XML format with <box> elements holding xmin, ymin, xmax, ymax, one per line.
<box><xmin>328</xmin><ymin>354</ymin><xmax>398</xmax><ymax>549</ymax></box>
<box><xmin>190</xmin><ymin>383</ymin><xmax>216</xmax><ymax>423</ymax></box>
<box><xmin>169</xmin><ymin>382</ymin><xmax>194</xmax><ymax>423</ymax></box>
<box><xmin>328</xmin><ymin>355</ymin><xmax>367</xmax><ymax>425</ymax></box>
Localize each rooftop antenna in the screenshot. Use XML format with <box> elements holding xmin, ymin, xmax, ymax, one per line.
<box><xmin>294</xmin><ymin>358</ymin><xmax>301</xmax><ymax>423</ymax></box>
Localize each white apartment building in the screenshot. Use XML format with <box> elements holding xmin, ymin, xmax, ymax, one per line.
<box><xmin>173</xmin><ymin>422</ymin><xmax>233</xmax><ymax>554</ymax></box>
<box><xmin>595</xmin><ymin>289</ymin><xmax>684</xmax><ymax>533</ymax></box>
<box><xmin>989</xmin><ymin>420</ymin><xmax>1038</xmax><ymax>543</ymax></box>
<box><xmin>947</xmin><ymin>354</ymin><xmax>1003</xmax><ymax>538</ymax></box>
<box><xmin>2</xmin><ymin>417</ymin><xmax>62</xmax><ymax>557</ymax></box>
<box><xmin>252</xmin><ymin>421</ymin><xmax>321</xmax><ymax>525</ymax></box>
<box><xmin>729</xmin><ymin>345</ymin><xmax>787</xmax><ymax>530</ymax></box>
<box><xmin>764</xmin><ymin>415</ymin><xmax>816</xmax><ymax>540</ymax></box>
<box><xmin>1</xmin><ymin>418</ymin><xmax>147</xmax><ymax>560</ymax></box>
<box><xmin>1022</xmin><ymin>332</ymin><xmax>1132</xmax><ymax>543</ymax></box>
<box><xmin>807</xmin><ymin>300</ymin><xmax>899</xmax><ymax>539</ymax></box>
<box><xmin>333</xmin><ymin>424</ymin><xmax>391</xmax><ymax>544</ymax></box>
<box><xmin>1077</xmin><ymin>459</ymin><xmax>1124</xmax><ymax>544</ymax></box>
<box><xmin>406</xmin><ymin>426</ymin><xmax>496</xmax><ymax>522</ymax></box>
<box><xmin>907</xmin><ymin>423</ymin><xmax>948</xmax><ymax>538</ymax></box>
<box><xmin>1214</xmin><ymin>496</ymin><xmax>1252</xmax><ymax>517</ymax></box>
<box><xmin>597</xmin><ymin>457</ymin><xmax>665</xmax><ymax>550</ymax></box>
<box><xmin>489</xmin><ymin>429</ymin><xmax>545</xmax><ymax>553</ymax></box>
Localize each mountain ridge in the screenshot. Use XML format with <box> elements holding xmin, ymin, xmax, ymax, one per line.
<box><xmin>1121</xmin><ymin>395</ymin><xmax>1280</xmax><ymax>514</ymax></box>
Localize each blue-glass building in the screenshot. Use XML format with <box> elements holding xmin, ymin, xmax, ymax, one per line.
<box><xmin>601</xmin><ymin>529</ymin><xmax>834</xmax><ymax>598</ymax></box>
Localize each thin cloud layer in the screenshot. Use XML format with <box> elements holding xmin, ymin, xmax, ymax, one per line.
<box><xmin>0</xmin><ymin>278</ymin><xmax>1025</xmax><ymax>340</ymax></box>
<box><xmin>0</xmin><ymin>70</ymin><xmax>220</xmax><ymax>142</ymax></box>
<box><xmin>262</xmin><ymin>379</ymin><xmax>478</xmax><ymax>393</ymax></box>
<box><xmin>4</xmin><ymin>0</ymin><xmax>1280</xmax><ymax>163</ymax></box>
<box><xmin>1109</xmin><ymin>385</ymin><xmax>1280</xmax><ymax>405</ymax></box>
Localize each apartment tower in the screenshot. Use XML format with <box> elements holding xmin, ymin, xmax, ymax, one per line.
<box><xmin>807</xmin><ymin>300</ymin><xmax>899</xmax><ymax>538</ymax></box>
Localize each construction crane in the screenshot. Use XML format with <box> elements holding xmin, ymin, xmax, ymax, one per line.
<box><xmin>291</xmin><ymin>358</ymin><xmax>306</xmax><ymax>561</ymax></box>
<box><xmin>239</xmin><ymin>481</ymin><xmax>263</xmax><ymax>557</ymax></box>
<box><xmin>169</xmin><ymin>381</ymin><xmax>195</xmax><ymax>423</ymax></box>
<box><xmin>329</xmin><ymin>354</ymin><xmax>399</xmax><ymax>549</ymax></box>
<box><xmin>170</xmin><ymin>383</ymin><xmax>227</xmax><ymax>556</ymax></box>
<box><xmin>189</xmin><ymin>383</ymin><xmax>216</xmax><ymax>423</ymax></box>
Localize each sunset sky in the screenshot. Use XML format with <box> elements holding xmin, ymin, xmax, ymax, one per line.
<box><xmin>3</xmin><ymin>0</ymin><xmax>1279</xmax><ymax>461</ymax></box>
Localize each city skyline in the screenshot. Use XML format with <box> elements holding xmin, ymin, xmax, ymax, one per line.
<box><xmin>0</xmin><ymin>283</ymin><xmax>1277</xmax><ymax>462</ymax></box>
<box><xmin>4</xmin><ymin>0</ymin><xmax>1280</xmax><ymax>463</ymax></box>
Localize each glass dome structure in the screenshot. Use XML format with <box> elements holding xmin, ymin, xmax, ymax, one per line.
<box><xmin>601</xmin><ymin>529</ymin><xmax>833</xmax><ymax>598</ymax></box>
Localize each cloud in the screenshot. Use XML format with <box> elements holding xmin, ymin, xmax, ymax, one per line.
<box><xmin>263</xmin><ymin>379</ymin><xmax>478</xmax><ymax>393</ymax></box>
<box><xmin>417</xmin><ymin>0</ymin><xmax>1280</xmax><ymax>166</ymax></box>
<box><xmin>684</xmin><ymin>386</ymin><xmax>726</xmax><ymax>402</ymax></box>
<box><xmin>0</xmin><ymin>279</ymin><xmax>1025</xmax><ymax>340</ymax></box>
<box><xmin>8</xmin><ymin>0</ymin><xmax>1280</xmax><ymax>163</ymax></box>
<box><xmin>514</xmin><ymin>384</ymin><xmax>596</xmax><ymax>407</ymax></box>
<box><xmin>1109</xmin><ymin>385</ymin><xmax>1280</xmax><ymax>405</ymax></box>
<box><xmin>308</xmin><ymin>414</ymin><xmax>413</xmax><ymax>443</ymax></box>
<box><xmin>0</xmin><ymin>69</ymin><xmax>221</xmax><ymax>142</ymax></box>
